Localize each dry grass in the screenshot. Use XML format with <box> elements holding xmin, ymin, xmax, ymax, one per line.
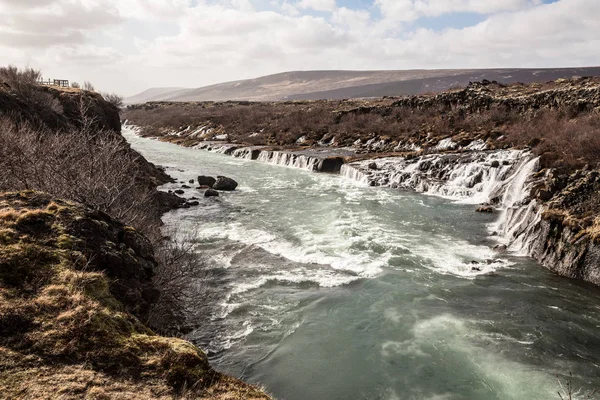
<box><xmin>0</xmin><ymin>191</ymin><xmax>272</xmax><ymax>400</ymax></box>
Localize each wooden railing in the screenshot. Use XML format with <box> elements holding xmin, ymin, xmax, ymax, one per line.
<box><xmin>37</xmin><ymin>79</ymin><xmax>70</xmax><ymax>88</ymax></box>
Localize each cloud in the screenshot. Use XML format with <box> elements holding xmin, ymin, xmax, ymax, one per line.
<box><xmin>375</xmin><ymin>0</ymin><xmax>541</xmax><ymax>21</ymax></box>
<box><xmin>0</xmin><ymin>0</ymin><xmax>121</xmax><ymax>48</ymax></box>
<box><xmin>297</xmin><ymin>0</ymin><xmax>336</xmax><ymax>12</ymax></box>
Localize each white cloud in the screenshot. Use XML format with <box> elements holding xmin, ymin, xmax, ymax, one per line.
<box><xmin>0</xmin><ymin>0</ymin><xmax>121</xmax><ymax>48</ymax></box>
<box><xmin>375</xmin><ymin>0</ymin><xmax>541</xmax><ymax>21</ymax></box>
<box><xmin>297</xmin><ymin>0</ymin><xmax>336</xmax><ymax>12</ymax></box>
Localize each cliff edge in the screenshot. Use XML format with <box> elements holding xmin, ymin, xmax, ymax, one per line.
<box><xmin>0</xmin><ymin>191</ymin><xmax>270</xmax><ymax>399</ymax></box>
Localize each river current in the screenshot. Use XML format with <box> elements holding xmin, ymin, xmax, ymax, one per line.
<box><xmin>124</xmin><ymin>128</ymin><xmax>600</xmax><ymax>400</ymax></box>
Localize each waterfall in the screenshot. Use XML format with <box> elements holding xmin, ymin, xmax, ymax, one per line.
<box><xmin>490</xmin><ymin>157</ymin><xmax>541</xmax><ymax>253</ymax></box>
<box><xmin>341</xmin><ymin>150</ymin><xmax>542</xmax><ymax>251</ymax></box>
<box><xmin>340</xmin><ymin>150</ymin><xmax>528</xmax><ymax>205</ymax></box>
<box><xmin>256</xmin><ymin>151</ymin><xmax>320</xmax><ymax>171</ymax></box>
<box><xmin>340</xmin><ymin>164</ymin><xmax>370</xmax><ymax>185</ymax></box>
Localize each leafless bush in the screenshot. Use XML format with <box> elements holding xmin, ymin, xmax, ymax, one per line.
<box><xmin>556</xmin><ymin>373</ymin><xmax>599</xmax><ymax>400</ymax></box>
<box><xmin>0</xmin><ymin>117</ymin><xmax>159</xmax><ymax>233</ymax></box>
<box><xmin>0</xmin><ymin>65</ymin><xmax>63</xmax><ymax>115</ymax></box>
<box><xmin>124</xmin><ymin>98</ymin><xmax>600</xmax><ymax>170</ymax></box>
<box><xmin>148</xmin><ymin>232</ymin><xmax>222</xmax><ymax>333</ymax></box>
<box><xmin>102</xmin><ymin>92</ymin><xmax>124</xmax><ymax>109</ymax></box>
<box><xmin>0</xmin><ymin>65</ymin><xmax>42</xmax><ymax>88</ymax></box>
<box><xmin>504</xmin><ymin>110</ymin><xmax>600</xmax><ymax>169</ymax></box>
<box><xmin>71</xmin><ymin>82</ymin><xmax>81</xmax><ymax>89</ymax></box>
<box><xmin>83</xmin><ymin>81</ymin><xmax>95</xmax><ymax>91</ymax></box>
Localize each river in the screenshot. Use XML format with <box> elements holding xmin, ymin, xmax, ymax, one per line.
<box><xmin>124</xmin><ymin>128</ymin><xmax>600</xmax><ymax>400</ymax></box>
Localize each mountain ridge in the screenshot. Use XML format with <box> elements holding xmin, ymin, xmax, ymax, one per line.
<box><xmin>125</xmin><ymin>67</ymin><xmax>600</xmax><ymax>104</ymax></box>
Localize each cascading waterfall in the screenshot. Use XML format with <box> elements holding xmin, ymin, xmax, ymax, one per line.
<box><xmin>340</xmin><ymin>150</ymin><xmax>529</xmax><ymax>204</ymax></box>
<box><xmin>257</xmin><ymin>151</ymin><xmax>321</xmax><ymax>171</ymax></box>
<box><xmin>491</xmin><ymin>157</ymin><xmax>542</xmax><ymax>253</ymax></box>
<box><xmin>123</xmin><ymin>123</ymin><xmax>543</xmax><ymax>254</ymax></box>
<box><xmin>341</xmin><ymin>150</ymin><xmax>542</xmax><ymax>250</ymax></box>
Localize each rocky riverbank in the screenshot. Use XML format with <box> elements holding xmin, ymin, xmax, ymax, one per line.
<box><xmin>123</xmin><ymin>77</ymin><xmax>600</xmax><ymax>287</ymax></box>
<box><xmin>0</xmin><ymin>191</ymin><xmax>271</xmax><ymax>399</ymax></box>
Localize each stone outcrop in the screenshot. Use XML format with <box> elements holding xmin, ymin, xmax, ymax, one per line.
<box><xmin>509</xmin><ymin>170</ymin><xmax>600</xmax><ymax>285</ymax></box>
<box><xmin>0</xmin><ymin>83</ymin><xmax>121</xmax><ymax>133</ymax></box>
<box><xmin>213</xmin><ymin>176</ymin><xmax>238</xmax><ymax>191</ymax></box>
<box><xmin>198</xmin><ymin>176</ymin><xmax>217</xmax><ymax>187</ymax></box>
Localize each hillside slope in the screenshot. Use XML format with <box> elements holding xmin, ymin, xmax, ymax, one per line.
<box><xmin>126</xmin><ymin>67</ymin><xmax>600</xmax><ymax>103</ymax></box>
<box><xmin>0</xmin><ymin>191</ymin><xmax>271</xmax><ymax>399</ymax></box>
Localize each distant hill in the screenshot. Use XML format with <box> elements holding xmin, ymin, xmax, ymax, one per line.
<box><xmin>124</xmin><ymin>87</ymin><xmax>188</xmax><ymax>105</ymax></box>
<box><xmin>125</xmin><ymin>67</ymin><xmax>600</xmax><ymax>103</ymax></box>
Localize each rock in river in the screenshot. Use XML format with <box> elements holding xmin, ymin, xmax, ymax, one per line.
<box><xmin>198</xmin><ymin>176</ymin><xmax>216</xmax><ymax>187</ymax></box>
<box><xmin>213</xmin><ymin>176</ymin><xmax>238</xmax><ymax>191</ymax></box>
<box><xmin>204</xmin><ymin>189</ymin><xmax>219</xmax><ymax>197</ymax></box>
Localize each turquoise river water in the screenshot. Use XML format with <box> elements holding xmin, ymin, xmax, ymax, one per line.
<box><xmin>125</xmin><ymin>129</ymin><xmax>600</xmax><ymax>400</ymax></box>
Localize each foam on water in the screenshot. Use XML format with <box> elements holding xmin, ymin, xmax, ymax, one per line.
<box><xmin>380</xmin><ymin>314</ymin><xmax>559</xmax><ymax>399</ymax></box>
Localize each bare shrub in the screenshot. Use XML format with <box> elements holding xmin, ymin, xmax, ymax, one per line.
<box><xmin>556</xmin><ymin>373</ymin><xmax>599</xmax><ymax>400</ymax></box>
<box><xmin>124</xmin><ymin>97</ymin><xmax>600</xmax><ymax>170</ymax></box>
<box><xmin>0</xmin><ymin>117</ymin><xmax>159</xmax><ymax>233</ymax></box>
<box><xmin>0</xmin><ymin>65</ymin><xmax>42</xmax><ymax>89</ymax></box>
<box><xmin>0</xmin><ymin>66</ymin><xmax>63</xmax><ymax>115</ymax></box>
<box><xmin>102</xmin><ymin>92</ymin><xmax>124</xmax><ymax>109</ymax></box>
<box><xmin>83</xmin><ymin>81</ymin><xmax>95</xmax><ymax>91</ymax></box>
<box><xmin>149</xmin><ymin>232</ymin><xmax>222</xmax><ymax>333</ymax></box>
<box><xmin>71</xmin><ymin>82</ymin><xmax>81</xmax><ymax>89</ymax></box>
<box><xmin>504</xmin><ymin>110</ymin><xmax>600</xmax><ymax>169</ymax></box>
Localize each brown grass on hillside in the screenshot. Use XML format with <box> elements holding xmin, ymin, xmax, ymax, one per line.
<box><xmin>0</xmin><ymin>191</ymin><xmax>272</xmax><ymax>400</ymax></box>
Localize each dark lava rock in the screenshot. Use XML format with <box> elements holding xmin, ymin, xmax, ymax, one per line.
<box><xmin>476</xmin><ymin>206</ymin><xmax>495</xmax><ymax>213</ymax></box>
<box><xmin>155</xmin><ymin>191</ymin><xmax>186</xmax><ymax>213</ymax></box>
<box><xmin>174</xmin><ymin>189</ymin><xmax>185</xmax><ymax>195</ymax></box>
<box><xmin>189</xmin><ymin>179</ymin><xmax>195</xmax><ymax>184</ymax></box>
<box><xmin>317</xmin><ymin>157</ymin><xmax>345</xmax><ymax>173</ymax></box>
<box><xmin>186</xmin><ymin>201</ymin><xmax>200</xmax><ymax>206</ymax></box>
<box><xmin>181</xmin><ymin>185</ymin><xmax>191</xmax><ymax>189</ymax></box>
<box><xmin>213</xmin><ymin>176</ymin><xmax>238</xmax><ymax>191</ymax></box>
<box><xmin>368</xmin><ymin>162</ymin><xmax>379</xmax><ymax>170</ymax></box>
<box><xmin>471</xmin><ymin>266</ymin><xmax>482</xmax><ymax>272</ymax></box>
<box><xmin>537</xmin><ymin>189</ymin><xmax>553</xmax><ymax>201</ymax></box>
<box><xmin>493</xmin><ymin>244</ymin><xmax>508</xmax><ymax>253</ymax></box>
<box><xmin>491</xmin><ymin>160</ymin><xmax>500</xmax><ymax>168</ymax></box>
<box><xmin>198</xmin><ymin>176</ymin><xmax>216</xmax><ymax>187</ymax></box>
<box><xmin>204</xmin><ymin>189</ymin><xmax>219</xmax><ymax>197</ymax></box>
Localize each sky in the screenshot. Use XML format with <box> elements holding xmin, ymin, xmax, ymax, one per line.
<box><xmin>0</xmin><ymin>0</ymin><xmax>598</xmax><ymax>95</ymax></box>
